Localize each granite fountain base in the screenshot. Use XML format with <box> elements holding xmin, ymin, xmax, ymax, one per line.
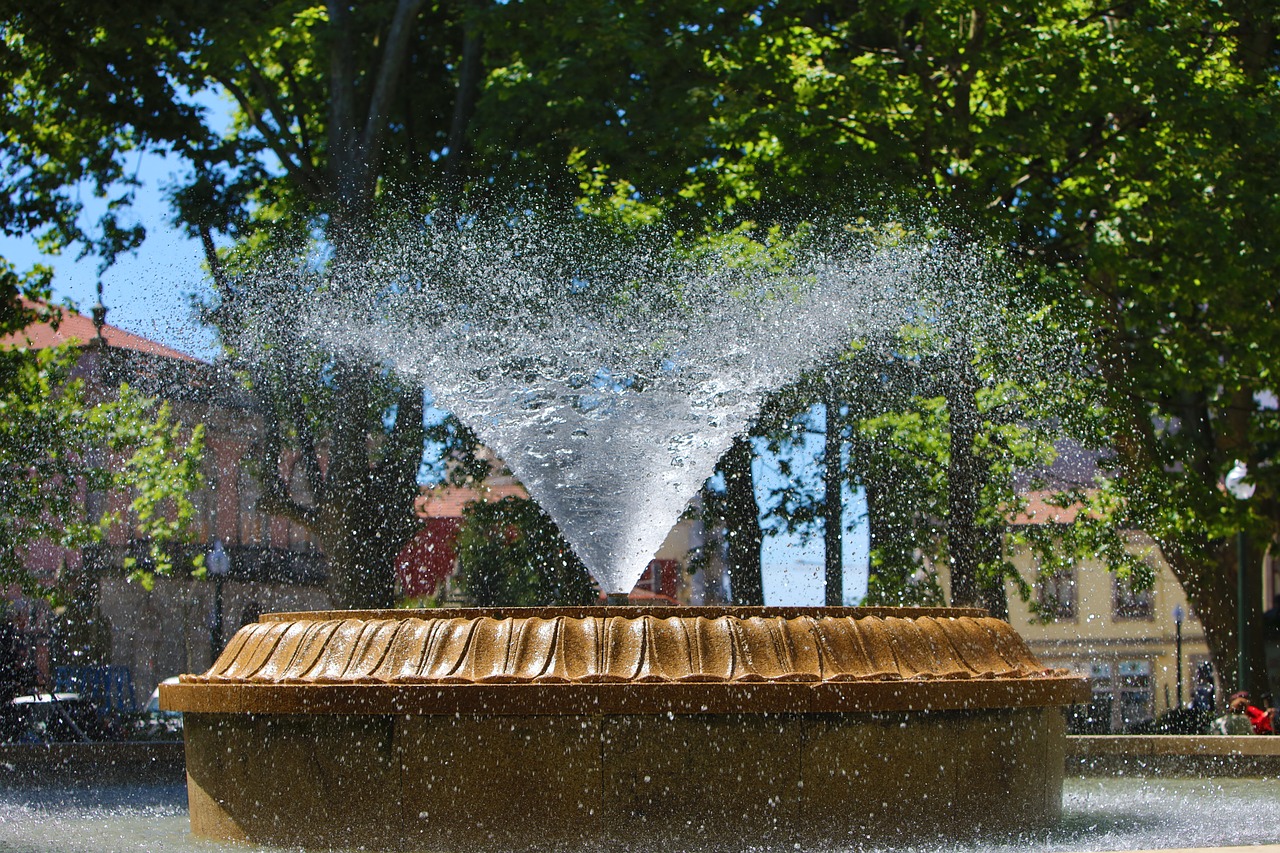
<box><xmin>161</xmin><ymin>606</ymin><xmax>1088</xmax><ymax>850</ymax></box>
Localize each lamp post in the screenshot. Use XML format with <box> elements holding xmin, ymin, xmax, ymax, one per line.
<box><xmin>1224</xmin><ymin>461</ymin><xmax>1254</xmax><ymax>693</ymax></box>
<box><xmin>1173</xmin><ymin>604</ymin><xmax>1185</xmax><ymax>708</ymax></box>
<box><xmin>91</xmin><ymin>281</ymin><xmax>107</xmax><ymax>346</ymax></box>
<box><xmin>208</xmin><ymin>540</ymin><xmax>231</xmax><ymax>663</ymax></box>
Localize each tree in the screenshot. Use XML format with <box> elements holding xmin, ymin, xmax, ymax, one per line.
<box><xmin>0</xmin><ymin>1</ymin><xmax>481</xmax><ymax>607</ymax></box>
<box><xmin>497</xmin><ymin>0</ymin><xmax>1280</xmax><ymax>686</ymax></box>
<box><xmin>752</xmin><ymin>239</ymin><xmax>1139</xmax><ymax>618</ymax></box>
<box><xmin>5</xmin><ymin>0</ymin><xmax>1278</xmax><ymax>681</ymax></box>
<box><xmin>455</xmin><ymin>496</ymin><xmax>596</xmax><ymax>607</ymax></box>
<box><xmin>1</xmin><ymin>0</ymin><xmax>727</xmax><ymax>609</ymax></box>
<box><xmin>753</xmin><ymin>371</ymin><xmax>872</xmax><ymax>608</ymax></box>
<box><xmin>2</xmin><ymin>1</ymin><xmax>795</xmax><ymax>609</ymax></box>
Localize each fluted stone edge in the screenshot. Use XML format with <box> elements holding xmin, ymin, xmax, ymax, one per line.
<box><xmin>162</xmin><ymin>607</ymin><xmax>1089</xmax><ymax>714</ymax></box>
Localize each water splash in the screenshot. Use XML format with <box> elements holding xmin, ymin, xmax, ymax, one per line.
<box><xmin>274</xmin><ymin>216</ymin><xmax>943</xmax><ymax>594</ymax></box>
<box><xmin>3</xmin><ymin>778</ymin><xmax>1277</xmax><ymax>852</ymax></box>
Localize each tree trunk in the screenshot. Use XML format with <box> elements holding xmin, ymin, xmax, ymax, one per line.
<box><xmin>1086</xmin><ymin>257</ymin><xmax>1280</xmax><ymax>695</ymax></box>
<box><xmin>255</xmin><ymin>360</ymin><xmax>425</xmax><ymax>611</ymax></box>
<box><xmin>721</xmin><ymin>435</ymin><xmax>764</xmax><ymax>606</ymax></box>
<box><xmin>322</xmin><ymin>534</ymin><xmax>396</xmax><ymax>610</ymax></box>
<box><xmin>1162</xmin><ymin>535</ymin><xmax>1268</xmax><ymax>695</ymax></box>
<box><xmin>247</xmin><ymin>4</ymin><xmax>432</xmax><ymax>609</ymax></box>
<box><xmin>823</xmin><ymin>396</ymin><xmax>844</xmax><ymax>606</ymax></box>
<box><xmin>946</xmin><ymin>343</ymin><xmax>984</xmax><ymax>608</ymax></box>
<box><xmin>978</xmin><ymin>536</ymin><xmax>1009</xmax><ymax>619</ymax></box>
<box><xmin>442</xmin><ymin>18</ymin><xmax>484</xmax><ymax>200</ymax></box>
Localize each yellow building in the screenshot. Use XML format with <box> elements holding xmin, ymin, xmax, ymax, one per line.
<box><xmin>1002</xmin><ymin>532</ymin><xmax>1211</xmax><ymax>732</ymax></box>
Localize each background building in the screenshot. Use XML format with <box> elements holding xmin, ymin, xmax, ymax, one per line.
<box><xmin>1005</xmin><ymin>534</ymin><xmax>1211</xmax><ymax>732</ymax></box>
<box><xmin>3</xmin><ymin>306</ymin><xmax>330</xmax><ymax>708</ymax></box>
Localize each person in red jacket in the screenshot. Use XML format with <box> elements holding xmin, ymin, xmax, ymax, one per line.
<box><xmin>1230</xmin><ymin>691</ymin><xmax>1274</xmax><ymax>734</ymax></box>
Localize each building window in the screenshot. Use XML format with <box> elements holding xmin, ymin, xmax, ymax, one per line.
<box><xmin>237</xmin><ymin>467</ymin><xmax>262</xmax><ymax>545</ymax></box>
<box><xmin>1070</xmin><ymin>660</ymin><xmax>1154</xmax><ymax>733</ymax></box>
<box><xmin>1036</xmin><ymin>568</ymin><xmax>1077</xmax><ymax>620</ymax></box>
<box><xmin>1115</xmin><ymin>660</ymin><xmax>1154</xmax><ymax>728</ymax></box>
<box><xmin>1113</xmin><ymin>574</ymin><xmax>1154</xmax><ymax>620</ymax></box>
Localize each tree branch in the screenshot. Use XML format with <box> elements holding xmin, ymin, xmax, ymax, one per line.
<box><xmin>275</xmin><ymin>45</ymin><xmax>315</xmax><ymax>155</ymax></box>
<box><xmin>197</xmin><ymin>224</ymin><xmax>227</xmax><ymax>291</ymax></box>
<box><xmin>243</xmin><ymin>54</ymin><xmax>315</xmax><ymax>170</ymax></box>
<box><xmin>442</xmin><ymin>18</ymin><xmax>484</xmax><ymax>200</ymax></box>
<box><xmin>360</xmin><ymin>0</ymin><xmax>428</xmax><ymax>187</ymax></box>
<box><xmin>217</xmin><ymin>73</ymin><xmax>325</xmax><ymax>196</ymax></box>
<box><xmin>327</xmin><ymin>0</ymin><xmax>359</xmax><ymax>199</ymax></box>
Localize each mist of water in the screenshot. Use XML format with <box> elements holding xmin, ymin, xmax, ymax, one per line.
<box><xmin>241</xmin><ymin>215</ymin><xmax>966</xmax><ymax>594</ymax></box>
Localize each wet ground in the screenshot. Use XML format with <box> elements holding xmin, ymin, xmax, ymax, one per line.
<box><xmin>0</xmin><ymin>777</ymin><xmax>1277</xmax><ymax>852</ymax></box>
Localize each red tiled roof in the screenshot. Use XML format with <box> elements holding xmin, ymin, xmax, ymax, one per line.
<box><xmin>414</xmin><ymin>482</ymin><xmax>529</xmax><ymax>519</ymax></box>
<box><xmin>1011</xmin><ymin>490</ymin><xmax>1099</xmax><ymax>525</ymax></box>
<box><xmin>1</xmin><ymin>302</ymin><xmax>200</xmax><ymax>363</ymax></box>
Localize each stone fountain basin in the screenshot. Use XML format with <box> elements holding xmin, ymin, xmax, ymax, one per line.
<box><xmin>161</xmin><ymin>606</ymin><xmax>1088</xmax><ymax>851</ymax></box>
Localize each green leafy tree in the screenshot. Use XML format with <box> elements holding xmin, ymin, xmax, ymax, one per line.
<box><xmin>0</xmin><ymin>1</ymin><xmax>482</xmax><ymax>607</ymax></box>
<box><xmin>0</xmin><ymin>0</ymin><xmax>766</xmax><ymax>609</ymax></box>
<box><xmin>5</xmin><ymin>0</ymin><xmax>1278</xmax><ymax>691</ymax></box>
<box><xmin>455</xmin><ymin>497</ymin><xmax>596</xmax><ymax>607</ymax></box>
<box><xmin>1</xmin><ymin>0</ymin><xmax>737</xmax><ymax>609</ymax></box>
<box><xmin>494</xmin><ymin>0</ymin><xmax>1280</xmax><ymax>687</ymax></box>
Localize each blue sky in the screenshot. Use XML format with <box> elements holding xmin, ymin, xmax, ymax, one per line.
<box><xmin>0</xmin><ymin>152</ymin><xmax>220</xmax><ymax>359</ymax></box>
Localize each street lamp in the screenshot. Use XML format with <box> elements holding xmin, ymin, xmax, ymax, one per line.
<box><xmin>1173</xmin><ymin>604</ymin><xmax>1185</xmax><ymax>707</ymax></box>
<box><xmin>91</xmin><ymin>281</ymin><xmax>107</xmax><ymax>347</ymax></box>
<box><xmin>1225</xmin><ymin>460</ymin><xmax>1254</xmax><ymax>693</ymax></box>
<box><xmin>207</xmin><ymin>540</ymin><xmax>231</xmax><ymax>663</ymax></box>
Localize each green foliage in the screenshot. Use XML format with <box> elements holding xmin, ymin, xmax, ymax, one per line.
<box><xmin>0</xmin><ymin>260</ymin><xmax>206</xmax><ymax>597</ymax></box>
<box><xmin>500</xmin><ymin>0</ymin><xmax>1280</xmax><ymax>583</ymax></box>
<box><xmin>455</xmin><ymin>497</ymin><xmax>596</xmax><ymax>607</ymax></box>
<box><xmin>112</xmin><ymin>390</ymin><xmax>207</xmax><ymax>587</ymax></box>
<box><xmin>0</xmin><ymin>0</ymin><xmax>216</xmax><ymax>265</ymax></box>
<box><xmin>1</xmin><ymin>1</ymin><xmax>460</xmax><ymax>607</ymax></box>
<box><xmin>0</xmin><ymin>260</ymin><xmax>56</xmax><ymax>336</ymax></box>
<box><xmin>1016</xmin><ymin>484</ymin><xmax>1153</xmax><ymax>621</ymax></box>
<box><xmin>2</xmin><ymin>0</ymin><xmax>1276</xmax><ymax>682</ymax></box>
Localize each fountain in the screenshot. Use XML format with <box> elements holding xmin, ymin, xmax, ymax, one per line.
<box><xmin>161</xmin><ymin>217</ymin><xmax>1089</xmax><ymax>850</ymax></box>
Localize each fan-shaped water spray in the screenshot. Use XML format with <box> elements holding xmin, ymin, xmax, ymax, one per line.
<box><xmin>167</xmin><ymin>216</ymin><xmax>1094</xmax><ymax>852</ymax></box>
<box><xmin>279</xmin><ymin>217</ymin><xmax>948</xmax><ymax>594</ymax></box>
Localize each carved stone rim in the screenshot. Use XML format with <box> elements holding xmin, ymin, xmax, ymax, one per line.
<box><xmin>161</xmin><ymin>607</ymin><xmax>1089</xmax><ymax>714</ymax></box>
<box><xmin>162</xmin><ymin>679</ymin><xmax>1089</xmax><ymax>715</ymax></box>
<box><xmin>260</xmin><ymin>605</ymin><xmax>991</xmax><ymax>622</ymax></box>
